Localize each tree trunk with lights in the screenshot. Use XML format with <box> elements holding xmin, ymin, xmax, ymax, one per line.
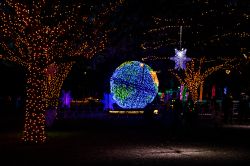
<box><xmin>171</xmin><ymin>57</ymin><xmax>237</xmax><ymax>103</ymax></box>
<box><xmin>45</xmin><ymin>63</ymin><xmax>73</xmax><ymax>110</ymax></box>
<box><xmin>187</xmin><ymin>85</ymin><xmax>200</xmax><ymax>103</ymax></box>
<box><xmin>22</xmin><ymin>62</ymin><xmax>74</xmax><ymax>142</ymax></box>
<box><xmin>185</xmin><ymin>81</ymin><xmax>203</xmax><ymax>102</ymax></box>
<box><xmin>0</xmin><ymin>0</ymin><xmax>124</xmax><ymax>143</ymax></box>
<box><xmin>22</xmin><ymin>68</ymin><xmax>47</xmax><ymax>143</ymax></box>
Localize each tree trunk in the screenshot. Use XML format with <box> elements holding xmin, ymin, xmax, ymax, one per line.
<box><xmin>21</xmin><ymin>68</ymin><xmax>47</xmax><ymax>143</ymax></box>
<box><xmin>199</xmin><ymin>83</ymin><xmax>204</xmax><ymax>102</ymax></box>
<box><xmin>21</xmin><ymin>63</ymin><xmax>73</xmax><ymax>143</ymax></box>
<box><xmin>46</xmin><ymin>63</ymin><xmax>73</xmax><ymax>110</ymax></box>
<box><xmin>45</xmin><ymin>63</ymin><xmax>73</xmax><ymax>127</ymax></box>
<box><xmin>188</xmin><ymin>86</ymin><xmax>199</xmax><ymax>103</ymax></box>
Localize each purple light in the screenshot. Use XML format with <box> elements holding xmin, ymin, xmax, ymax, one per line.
<box><xmin>61</xmin><ymin>90</ymin><xmax>72</xmax><ymax>108</ymax></box>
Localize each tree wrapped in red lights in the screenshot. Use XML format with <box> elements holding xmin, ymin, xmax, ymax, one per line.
<box><xmin>0</xmin><ymin>0</ymin><xmax>124</xmax><ymax>143</ymax></box>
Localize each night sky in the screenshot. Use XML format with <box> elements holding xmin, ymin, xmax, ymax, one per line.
<box><xmin>0</xmin><ymin>61</ymin><xmax>26</xmax><ymax>96</ymax></box>
<box><xmin>0</xmin><ymin>0</ymin><xmax>249</xmax><ymax>99</ymax></box>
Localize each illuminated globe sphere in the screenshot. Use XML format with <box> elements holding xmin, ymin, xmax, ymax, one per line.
<box><xmin>110</xmin><ymin>61</ymin><xmax>159</xmax><ymax>109</ymax></box>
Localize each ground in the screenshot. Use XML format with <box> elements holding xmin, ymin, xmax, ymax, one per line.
<box><xmin>0</xmin><ymin>118</ymin><xmax>250</xmax><ymax>166</ymax></box>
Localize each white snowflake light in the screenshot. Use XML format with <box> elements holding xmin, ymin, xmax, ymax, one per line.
<box><xmin>170</xmin><ymin>48</ymin><xmax>191</xmax><ymax>70</ymax></box>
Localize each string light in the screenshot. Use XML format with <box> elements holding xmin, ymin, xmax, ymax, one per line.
<box><xmin>169</xmin><ymin>26</ymin><xmax>192</xmax><ymax>70</ymax></box>
<box><xmin>170</xmin><ymin>57</ymin><xmax>240</xmax><ymax>102</ymax></box>
<box><xmin>141</xmin><ymin>8</ymin><xmax>250</xmax><ymax>51</ymax></box>
<box><xmin>140</xmin><ymin>9</ymin><xmax>248</xmax><ymax>102</ymax></box>
<box><xmin>0</xmin><ymin>0</ymin><xmax>124</xmax><ymax>143</ymax></box>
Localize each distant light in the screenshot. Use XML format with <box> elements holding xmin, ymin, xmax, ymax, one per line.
<box><xmin>153</xmin><ymin>109</ymin><xmax>159</xmax><ymax>115</ymax></box>
<box><xmin>243</xmin><ymin>54</ymin><xmax>247</xmax><ymax>59</ymax></box>
<box><xmin>224</xmin><ymin>87</ymin><xmax>228</xmax><ymax>95</ymax></box>
<box><xmin>109</xmin><ymin>110</ymin><xmax>144</xmax><ymax>114</ymax></box>
<box><xmin>225</xmin><ymin>70</ymin><xmax>231</xmax><ymax>74</ymax></box>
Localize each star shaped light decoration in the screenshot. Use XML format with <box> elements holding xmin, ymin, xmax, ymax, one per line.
<box><xmin>170</xmin><ymin>48</ymin><xmax>191</xmax><ymax>70</ymax></box>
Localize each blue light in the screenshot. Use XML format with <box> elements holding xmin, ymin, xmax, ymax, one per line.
<box><xmin>224</xmin><ymin>87</ymin><xmax>228</xmax><ymax>95</ymax></box>
<box><xmin>110</xmin><ymin>61</ymin><xmax>159</xmax><ymax>109</ymax></box>
<box><xmin>102</xmin><ymin>93</ymin><xmax>116</xmax><ymax>111</ymax></box>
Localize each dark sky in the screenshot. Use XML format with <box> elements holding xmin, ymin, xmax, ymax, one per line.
<box><xmin>62</xmin><ymin>0</ymin><xmax>250</xmax><ymax>99</ymax></box>
<box><xmin>0</xmin><ymin>61</ymin><xmax>26</xmax><ymax>96</ymax></box>
<box><xmin>0</xmin><ymin>0</ymin><xmax>249</xmax><ymax>98</ymax></box>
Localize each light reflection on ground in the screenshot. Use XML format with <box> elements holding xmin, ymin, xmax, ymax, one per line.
<box><xmin>223</xmin><ymin>124</ymin><xmax>250</xmax><ymax>129</ymax></box>
<box><xmin>1</xmin><ymin>124</ymin><xmax>250</xmax><ymax>165</ymax></box>
<box><xmin>105</xmin><ymin>145</ymin><xmax>249</xmax><ymax>161</ymax></box>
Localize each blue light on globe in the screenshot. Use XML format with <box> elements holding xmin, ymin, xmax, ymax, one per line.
<box><xmin>110</xmin><ymin>61</ymin><xmax>159</xmax><ymax>109</ymax></box>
